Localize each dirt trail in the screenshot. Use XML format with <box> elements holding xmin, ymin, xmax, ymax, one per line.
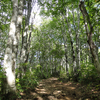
<box><xmin>18</xmin><ymin>77</ymin><xmax>100</xmax><ymax>100</ymax></box>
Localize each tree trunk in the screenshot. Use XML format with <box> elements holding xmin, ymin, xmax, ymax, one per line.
<box><xmin>61</xmin><ymin>16</ymin><xmax>69</xmax><ymax>77</ymax></box>
<box><xmin>79</xmin><ymin>1</ymin><xmax>100</xmax><ymax>72</ymax></box>
<box><xmin>71</xmin><ymin>4</ymin><xmax>80</xmax><ymax>73</ymax></box>
<box><xmin>20</xmin><ymin>0</ymin><xmax>32</xmax><ymax>73</ymax></box>
<box><xmin>15</xmin><ymin>0</ymin><xmax>24</xmax><ymax>79</ymax></box>
<box><xmin>3</xmin><ymin>0</ymin><xmax>18</xmax><ymax>95</ymax></box>
<box><xmin>65</xmin><ymin>6</ymin><xmax>76</xmax><ymax>76</ymax></box>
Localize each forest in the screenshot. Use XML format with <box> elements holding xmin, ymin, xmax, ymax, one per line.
<box><xmin>0</xmin><ymin>0</ymin><xmax>100</xmax><ymax>100</ymax></box>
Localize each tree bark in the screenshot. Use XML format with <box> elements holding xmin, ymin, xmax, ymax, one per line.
<box><xmin>3</xmin><ymin>0</ymin><xmax>18</xmax><ymax>94</ymax></box>
<box><xmin>20</xmin><ymin>0</ymin><xmax>32</xmax><ymax>73</ymax></box>
<box><xmin>79</xmin><ymin>1</ymin><xmax>100</xmax><ymax>72</ymax></box>
<box><xmin>61</xmin><ymin>15</ymin><xmax>69</xmax><ymax>77</ymax></box>
<box><xmin>15</xmin><ymin>0</ymin><xmax>24</xmax><ymax>79</ymax></box>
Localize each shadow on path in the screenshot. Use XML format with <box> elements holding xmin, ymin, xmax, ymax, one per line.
<box><xmin>17</xmin><ymin>77</ymin><xmax>100</xmax><ymax>100</ymax></box>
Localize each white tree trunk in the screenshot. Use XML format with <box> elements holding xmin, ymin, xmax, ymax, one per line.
<box><xmin>3</xmin><ymin>0</ymin><xmax>18</xmax><ymax>93</ymax></box>
<box><xmin>15</xmin><ymin>0</ymin><xmax>23</xmax><ymax>78</ymax></box>
<box><xmin>61</xmin><ymin>15</ymin><xmax>69</xmax><ymax>76</ymax></box>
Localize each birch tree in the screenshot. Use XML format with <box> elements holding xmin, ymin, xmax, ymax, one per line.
<box><xmin>3</xmin><ymin>0</ymin><xmax>18</xmax><ymax>94</ymax></box>
<box><xmin>3</xmin><ymin>0</ymin><xmax>24</xmax><ymax>97</ymax></box>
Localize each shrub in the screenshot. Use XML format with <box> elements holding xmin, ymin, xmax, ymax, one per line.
<box><xmin>78</xmin><ymin>62</ymin><xmax>100</xmax><ymax>84</ymax></box>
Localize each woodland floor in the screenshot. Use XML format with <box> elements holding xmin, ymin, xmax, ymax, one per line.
<box><xmin>16</xmin><ymin>77</ymin><xmax>100</xmax><ymax>100</ymax></box>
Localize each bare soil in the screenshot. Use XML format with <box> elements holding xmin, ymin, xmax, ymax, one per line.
<box><xmin>16</xmin><ymin>77</ymin><xmax>100</xmax><ymax>100</ymax></box>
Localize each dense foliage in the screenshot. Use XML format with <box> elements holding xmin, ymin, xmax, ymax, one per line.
<box><xmin>0</xmin><ymin>0</ymin><xmax>100</xmax><ymax>99</ymax></box>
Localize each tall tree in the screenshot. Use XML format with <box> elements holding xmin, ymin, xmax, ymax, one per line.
<box><xmin>20</xmin><ymin>0</ymin><xmax>32</xmax><ymax>74</ymax></box>
<box><xmin>3</xmin><ymin>0</ymin><xmax>24</xmax><ymax>97</ymax></box>
<box><xmin>79</xmin><ymin>0</ymin><xmax>100</xmax><ymax>72</ymax></box>
<box><xmin>71</xmin><ymin>4</ymin><xmax>80</xmax><ymax>77</ymax></box>
<box><xmin>3</xmin><ymin>0</ymin><xmax>18</xmax><ymax>94</ymax></box>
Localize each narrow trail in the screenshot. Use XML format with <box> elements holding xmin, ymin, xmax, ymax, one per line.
<box><xmin>18</xmin><ymin>77</ymin><xmax>100</xmax><ymax>100</ymax></box>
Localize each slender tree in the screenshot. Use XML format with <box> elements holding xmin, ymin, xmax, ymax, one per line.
<box><xmin>79</xmin><ymin>1</ymin><xmax>100</xmax><ymax>72</ymax></box>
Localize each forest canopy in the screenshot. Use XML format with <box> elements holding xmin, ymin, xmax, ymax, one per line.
<box><xmin>0</xmin><ymin>0</ymin><xmax>100</xmax><ymax>99</ymax></box>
